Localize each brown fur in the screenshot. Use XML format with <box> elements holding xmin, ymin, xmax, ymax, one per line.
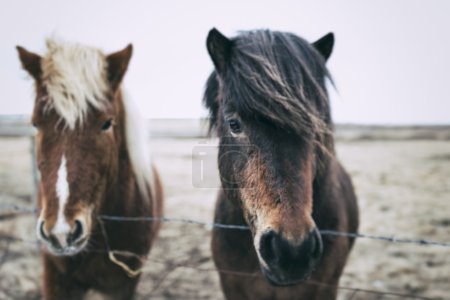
<box><xmin>240</xmin><ymin>152</ymin><xmax>315</xmax><ymax>242</ymax></box>
<box><xmin>17</xmin><ymin>43</ymin><xmax>163</xmax><ymax>300</ymax></box>
<box><xmin>212</xmin><ymin>161</ymin><xmax>358</xmax><ymax>299</ymax></box>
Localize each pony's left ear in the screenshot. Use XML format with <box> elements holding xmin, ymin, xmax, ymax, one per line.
<box><xmin>206</xmin><ymin>28</ymin><xmax>232</xmax><ymax>74</ymax></box>
<box><xmin>312</xmin><ymin>32</ymin><xmax>334</xmax><ymax>61</ymax></box>
<box><xmin>16</xmin><ymin>46</ymin><xmax>42</xmax><ymax>81</ymax></box>
<box><xmin>106</xmin><ymin>44</ymin><xmax>133</xmax><ymax>90</ymax></box>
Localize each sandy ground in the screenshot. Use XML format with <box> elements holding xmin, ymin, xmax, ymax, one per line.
<box><xmin>0</xmin><ymin>133</ymin><xmax>449</xmax><ymax>300</ymax></box>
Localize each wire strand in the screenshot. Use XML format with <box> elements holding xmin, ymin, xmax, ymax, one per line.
<box><xmin>1</xmin><ymin>205</ymin><xmax>449</xmax><ymax>248</ymax></box>
<box><xmin>98</xmin><ymin>215</ymin><xmax>450</xmax><ymax>248</ymax></box>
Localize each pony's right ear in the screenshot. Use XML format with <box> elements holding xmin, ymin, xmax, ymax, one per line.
<box><xmin>206</xmin><ymin>28</ymin><xmax>232</xmax><ymax>74</ymax></box>
<box><xmin>106</xmin><ymin>44</ymin><xmax>133</xmax><ymax>91</ymax></box>
<box><xmin>312</xmin><ymin>33</ymin><xmax>334</xmax><ymax>62</ymax></box>
<box><xmin>16</xmin><ymin>46</ymin><xmax>42</xmax><ymax>81</ymax></box>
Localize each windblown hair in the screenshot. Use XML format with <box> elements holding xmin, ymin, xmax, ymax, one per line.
<box><xmin>204</xmin><ymin>30</ymin><xmax>333</xmax><ymax>143</ymax></box>
<box><xmin>41</xmin><ymin>38</ymin><xmax>109</xmax><ymax>130</ymax></box>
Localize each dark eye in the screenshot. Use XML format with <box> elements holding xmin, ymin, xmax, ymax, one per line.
<box><xmin>101</xmin><ymin>118</ymin><xmax>113</xmax><ymax>131</ymax></box>
<box><xmin>32</xmin><ymin>121</ymin><xmax>38</xmax><ymax>128</ymax></box>
<box><xmin>228</xmin><ymin>119</ymin><xmax>242</xmax><ymax>134</ymax></box>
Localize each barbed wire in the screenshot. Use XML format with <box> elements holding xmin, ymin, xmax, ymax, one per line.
<box><xmin>1</xmin><ymin>204</ymin><xmax>450</xmax><ymax>248</ymax></box>
<box><xmin>0</xmin><ymin>211</ymin><xmax>445</xmax><ymax>299</ymax></box>
<box><xmin>0</xmin><ymin>236</ymin><xmax>437</xmax><ymax>300</ymax></box>
<box><xmin>0</xmin><ymin>211</ymin><xmax>448</xmax><ymax>298</ymax></box>
<box><xmin>0</xmin><ymin>204</ymin><xmax>38</xmax><ymax>213</ymax></box>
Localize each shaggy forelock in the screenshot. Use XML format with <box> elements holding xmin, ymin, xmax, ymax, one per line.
<box><xmin>204</xmin><ymin>30</ymin><xmax>333</xmax><ymax>141</ymax></box>
<box><xmin>226</xmin><ymin>30</ymin><xmax>331</xmax><ymax>136</ymax></box>
<box><xmin>41</xmin><ymin>38</ymin><xmax>109</xmax><ymax>129</ymax></box>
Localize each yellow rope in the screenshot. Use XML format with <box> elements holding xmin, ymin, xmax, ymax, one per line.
<box><xmin>108</xmin><ymin>251</ymin><xmax>142</xmax><ymax>278</ymax></box>
<box><xmin>98</xmin><ymin>217</ymin><xmax>143</xmax><ymax>278</ymax></box>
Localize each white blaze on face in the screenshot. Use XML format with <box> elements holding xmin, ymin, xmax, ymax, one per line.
<box><xmin>53</xmin><ymin>155</ymin><xmax>71</xmax><ymax>246</ymax></box>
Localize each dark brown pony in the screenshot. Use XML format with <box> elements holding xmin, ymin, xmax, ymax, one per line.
<box><xmin>17</xmin><ymin>39</ymin><xmax>163</xmax><ymax>300</ymax></box>
<box><xmin>204</xmin><ymin>28</ymin><xmax>359</xmax><ymax>299</ymax></box>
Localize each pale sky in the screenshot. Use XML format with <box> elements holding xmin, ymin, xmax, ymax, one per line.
<box><xmin>1</xmin><ymin>0</ymin><xmax>449</xmax><ymax>124</ymax></box>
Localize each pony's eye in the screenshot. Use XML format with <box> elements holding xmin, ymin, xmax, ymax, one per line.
<box><xmin>101</xmin><ymin>118</ymin><xmax>113</xmax><ymax>131</ymax></box>
<box><xmin>228</xmin><ymin>119</ymin><xmax>242</xmax><ymax>134</ymax></box>
<box><xmin>32</xmin><ymin>121</ymin><xmax>38</xmax><ymax>128</ymax></box>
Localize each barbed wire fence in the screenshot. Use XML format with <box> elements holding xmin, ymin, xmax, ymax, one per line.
<box><xmin>2</xmin><ymin>204</ymin><xmax>450</xmax><ymax>248</ymax></box>
<box><xmin>0</xmin><ymin>204</ymin><xmax>449</xmax><ymax>300</ymax></box>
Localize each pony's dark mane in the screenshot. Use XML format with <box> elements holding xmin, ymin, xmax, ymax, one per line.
<box><xmin>204</xmin><ymin>71</ymin><xmax>221</xmax><ymax>132</ymax></box>
<box><xmin>204</xmin><ymin>30</ymin><xmax>333</xmax><ymax>143</ymax></box>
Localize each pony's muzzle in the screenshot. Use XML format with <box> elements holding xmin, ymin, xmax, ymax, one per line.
<box><xmin>38</xmin><ymin>219</ymin><xmax>87</xmax><ymax>255</ymax></box>
<box><xmin>258</xmin><ymin>227</ymin><xmax>323</xmax><ymax>286</ymax></box>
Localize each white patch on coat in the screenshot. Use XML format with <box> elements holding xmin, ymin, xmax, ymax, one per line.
<box><xmin>52</xmin><ymin>155</ymin><xmax>70</xmax><ymax>245</ymax></box>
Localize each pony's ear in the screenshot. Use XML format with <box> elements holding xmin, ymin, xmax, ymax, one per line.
<box><xmin>16</xmin><ymin>46</ymin><xmax>42</xmax><ymax>81</ymax></box>
<box><xmin>206</xmin><ymin>28</ymin><xmax>232</xmax><ymax>74</ymax></box>
<box><xmin>312</xmin><ymin>32</ymin><xmax>334</xmax><ymax>61</ymax></box>
<box><xmin>106</xmin><ymin>44</ymin><xmax>133</xmax><ymax>90</ymax></box>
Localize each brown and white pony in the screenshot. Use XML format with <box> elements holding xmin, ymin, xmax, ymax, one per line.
<box><xmin>204</xmin><ymin>28</ymin><xmax>359</xmax><ymax>299</ymax></box>
<box><xmin>17</xmin><ymin>39</ymin><xmax>163</xmax><ymax>299</ymax></box>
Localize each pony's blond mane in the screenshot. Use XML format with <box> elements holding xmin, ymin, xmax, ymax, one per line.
<box><xmin>122</xmin><ymin>91</ymin><xmax>154</xmax><ymax>199</ymax></box>
<box><xmin>41</xmin><ymin>38</ymin><xmax>153</xmax><ymax>197</ymax></box>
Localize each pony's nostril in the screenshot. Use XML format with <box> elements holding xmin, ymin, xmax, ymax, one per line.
<box><xmin>39</xmin><ymin>221</ymin><xmax>49</xmax><ymax>241</ymax></box>
<box><xmin>259</xmin><ymin>230</ymin><xmax>278</xmax><ymax>262</ymax></box>
<box><xmin>309</xmin><ymin>229</ymin><xmax>323</xmax><ymax>260</ymax></box>
<box><xmin>67</xmin><ymin>220</ymin><xmax>84</xmax><ymax>245</ymax></box>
